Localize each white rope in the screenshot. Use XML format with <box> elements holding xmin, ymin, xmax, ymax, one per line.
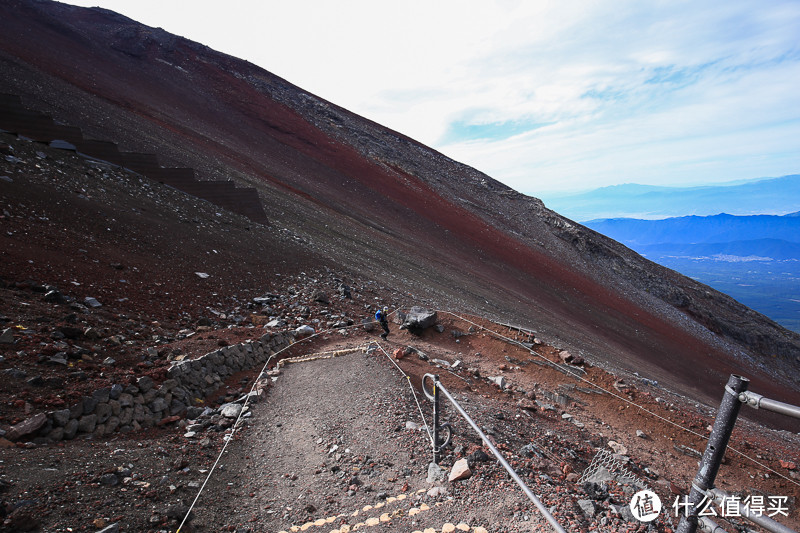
<box><xmin>438</xmin><ymin>309</ymin><xmax>800</xmax><ymax>489</ymax></box>
<box><xmin>370</xmin><ymin>340</ymin><xmax>434</xmax><ymax>445</ymax></box>
<box><xmin>175</xmin><ymin>317</ymin><xmax>382</xmax><ymax>532</ymax></box>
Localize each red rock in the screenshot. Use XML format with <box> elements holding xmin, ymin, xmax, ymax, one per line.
<box><xmin>780</xmin><ymin>460</ymin><xmax>797</xmax><ymax>470</ymax></box>
<box><xmin>158</xmin><ymin>415</ymin><xmax>181</xmax><ymax>426</ymax></box>
<box><xmin>393</xmin><ymin>348</ymin><xmax>405</xmax><ymax>360</ymax></box>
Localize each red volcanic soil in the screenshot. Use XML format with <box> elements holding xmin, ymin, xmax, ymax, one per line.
<box><xmin>1</xmin><ymin>0</ymin><xmax>798</xmax><ymax>422</ymax></box>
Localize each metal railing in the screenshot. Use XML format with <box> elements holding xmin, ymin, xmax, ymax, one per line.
<box><xmin>422</xmin><ymin>373</ymin><xmax>567</xmax><ymax>533</ymax></box>
<box><xmin>677</xmin><ymin>374</ymin><xmax>799</xmax><ymax>533</ymax></box>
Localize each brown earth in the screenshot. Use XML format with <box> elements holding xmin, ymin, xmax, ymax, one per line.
<box><xmin>0</xmin><ymin>137</ymin><xmax>798</xmax><ymax>531</ymax></box>
<box><xmin>0</xmin><ymin>1</ymin><xmax>799</xmax><ymax>531</ymax></box>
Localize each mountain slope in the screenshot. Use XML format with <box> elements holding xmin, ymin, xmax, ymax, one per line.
<box><xmin>1</xmin><ymin>0</ymin><xmax>798</xmax><ymax>412</ymax></box>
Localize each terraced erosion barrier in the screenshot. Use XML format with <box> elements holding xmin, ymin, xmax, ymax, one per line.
<box><xmin>7</xmin><ymin>331</ymin><xmax>293</xmax><ymax>444</ymax></box>
<box><xmin>0</xmin><ymin>93</ymin><xmax>268</xmax><ymax>224</ymax></box>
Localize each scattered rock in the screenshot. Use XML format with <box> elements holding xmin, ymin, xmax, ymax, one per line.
<box><xmin>0</xmin><ymin>328</ymin><xmax>15</xmax><ymax>344</ymax></box>
<box><xmin>607</xmin><ymin>440</ymin><xmax>627</xmax><ymax>455</ymax></box>
<box><xmin>489</xmin><ymin>376</ymin><xmax>506</xmax><ymax>389</ymax></box>
<box><xmin>312</xmin><ymin>290</ymin><xmax>329</xmax><ymax>304</ymax></box>
<box><xmin>84</xmin><ymin>296</ymin><xmax>102</xmax><ymax>308</ymax></box>
<box><xmin>427</xmin><ymin>486</ymin><xmax>448</xmax><ymax>498</ymax></box>
<box><xmin>220</xmin><ymin>403</ymin><xmax>243</xmax><ymax>419</ymax></box>
<box><xmin>577</xmin><ymin>499</ymin><xmax>597</xmax><ymax>518</ymax></box>
<box><xmin>674</xmin><ymin>444</ymin><xmax>702</xmax><ymax>458</ymax></box>
<box><xmin>468</xmin><ymin>449</ymin><xmax>490</xmax><ymax>464</ymax></box>
<box><xmin>427</xmin><ymin>462</ymin><xmax>446</xmax><ymax>484</ymax></box>
<box><xmin>400</xmin><ymin>307</ymin><xmax>438</xmax><ymax>331</ymax></box>
<box><xmin>448</xmin><ymin>458</ymin><xmax>472</xmax><ymax>482</ymax></box>
<box><xmin>294</xmin><ymin>325</ymin><xmax>315</xmax><ymax>337</ymax></box>
<box><xmin>97</xmin><ymin>522</ymin><xmax>120</xmax><ymax>533</ymax></box>
<box><xmin>6</xmin><ymin>413</ymin><xmax>48</xmax><ymax>441</ymax></box>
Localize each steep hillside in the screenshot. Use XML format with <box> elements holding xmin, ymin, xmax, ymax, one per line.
<box><xmin>1</xmin><ymin>0</ymin><xmax>799</xmax><ymax>414</ymax></box>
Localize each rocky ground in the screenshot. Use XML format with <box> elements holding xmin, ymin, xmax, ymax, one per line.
<box><xmin>2</xmin><ymin>133</ymin><xmax>799</xmax><ymax>533</ymax></box>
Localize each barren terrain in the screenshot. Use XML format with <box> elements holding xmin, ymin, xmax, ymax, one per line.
<box><xmin>1</xmin><ymin>2</ymin><xmax>800</xmax><ymax>531</ymax></box>
<box><xmin>1</xmin><ymin>135</ymin><xmax>799</xmax><ymax>532</ymax></box>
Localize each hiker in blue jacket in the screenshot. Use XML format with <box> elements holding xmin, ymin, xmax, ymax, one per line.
<box><xmin>376</xmin><ymin>306</ymin><xmax>390</xmax><ymax>340</ymax></box>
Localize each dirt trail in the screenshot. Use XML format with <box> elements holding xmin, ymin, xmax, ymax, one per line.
<box><xmin>190</xmin><ymin>346</ymin><xmax>490</xmax><ymax>532</ymax></box>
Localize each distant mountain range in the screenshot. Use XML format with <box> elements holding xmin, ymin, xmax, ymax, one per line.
<box><xmin>585</xmin><ymin>213</ymin><xmax>800</xmax><ymax>333</ymax></box>
<box><xmin>541</xmin><ymin>175</ymin><xmax>800</xmax><ymax>222</ymax></box>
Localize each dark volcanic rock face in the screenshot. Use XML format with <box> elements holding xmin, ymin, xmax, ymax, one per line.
<box><xmin>0</xmin><ymin>0</ymin><xmax>798</xmax><ymax>414</ymax></box>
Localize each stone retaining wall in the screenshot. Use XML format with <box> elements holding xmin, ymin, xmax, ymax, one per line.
<box><xmin>18</xmin><ymin>331</ymin><xmax>293</xmax><ymax>443</ymax></box>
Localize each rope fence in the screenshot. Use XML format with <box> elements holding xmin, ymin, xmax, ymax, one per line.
<box><xmin>174</xmin><ymin>305</ymin><xmax>799</xmax><ymax>531</ymax></box>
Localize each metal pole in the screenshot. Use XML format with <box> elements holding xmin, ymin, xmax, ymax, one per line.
<box><xmin>677</xmin><ymin>375</ymin><xmax>749</xmax><ymax>533</ymax></box>
<box><xmin>739</xmin><ymin>391</ymin><xmax>800</xmax><ymax>420</ymax></box>
<box><xmin>432</xmin><ymin>374</ymin><xmax>440</xmax><ymax>464</ymax></box>
<box><xmin>435</xmin><ymin>378</ymin><xmax>568</xmax><ymax>533</ymax></box>
<box><xmin>709</xmin><ymin>488</ymin><xmax>797</xmax><ymax>533</ymax></box>
<box><xmin>698</xmin><ymin>516</ymin><xmax>729</xmax><ymax>533</ymax></box>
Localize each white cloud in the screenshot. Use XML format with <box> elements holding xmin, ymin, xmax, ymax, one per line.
<box><xmin>65</xmin><ymin>0</ymin><xmax>800</xmax><ymax>195</ymax></box>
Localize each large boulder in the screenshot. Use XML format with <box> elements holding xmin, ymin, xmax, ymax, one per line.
<box><xmin>400</xmin><ymin>307</ymin><xmax>438</xmax><ymax>331</ymax></box>
<box><xmin>6</xmin><ymin>413</ymin><xmax>48</xmax><ymax>441</ymax></box>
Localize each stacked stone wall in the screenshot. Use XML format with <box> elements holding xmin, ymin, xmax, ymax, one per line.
<box><xmin>11</xmin><ymin>331</ymin><xmax>292</xmax><ymax>443</ymax></box>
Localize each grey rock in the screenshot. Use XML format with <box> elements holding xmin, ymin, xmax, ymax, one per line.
<box><xmin>137</xmin><ymin>376</ymin><xmax>154</xmax><ymax>393</ymax></box>
<box><xmin>44</xmin><ymin>289</ymin><xmax>68</xmax><ymax>304</ymax></box>
<box><xmin>426</xmin><ymin>462</ymin><xmax>446</xmax><ymax>484</ymax></box>
<box><xmin>93</xmin><ymin>388</ymin><xmax>111</xmax><ymax>403</ymax></box>
<box><xmin>82</xmin><ymin>396</ymin><xmax>98</xmax><ymax>415</ymax></box>
<box><xmin>48</xmin><ymin>354</ymin><xmax>68</xmax><ymax>365</ymax></box>
<box><xmin>100</xmin><ymin>473</ymin><xmax>119</xmax><ymax>486</ymax></box>
<box><xmin>584</xmin><ymin>466</ymin><xmax>615</xmax><ymax>484</ymax></box>
<box><xmin>401</xmin><ymin>307</ymin><xmax>438</xmax><ymax>330</ymax></box>
<box><xmin>95</xmin><ymin>403</ymin><xmax>112</xmax><ymax>424</ymax></box>
<box><xmin>84</xmin><ymin>296</ymin><xmax>102</xmax><ymax>308</ymax></box>
<box><xmin>577</xmin><ymin>499</ymin><xmax>597</xmax><ymax>518</ymax></box>
<box><xmin>220</xmin><ymin>403</ymin><xmax>242</xmax><ymax>419</ymax></box>
<box><xmin>150</xmin><ymin>397</ymin><xmax>168</xmax><ymax>413</ymax></box>
<box><xmin>169</xmin><ymin>399</ymin><xmax>187</xmax><ymax>416</ymax></box>
<box><xmin>63</xmin><ymin>419</ymin><xmax>79</xmax><ymax>440</ymax></box>
<box><xmin>97</xmin><ymin>522</ymin><xmax>120</xmax><ymax>533</ymax></box>
<box><xmin>118</xmin><ymin>393</ymin><xmax>134</xmax><ymax>408</ymax></box>
<box><xmin>520</xmin><ymin>443</ymin><xmax>544</xmax><ymax>458</ymax></box>
<box><xmin>52</xmin><ymin>409</ymin><xmax>71</xmax><ymax>427</ymax></box>
<box><xmin>47</xmin><ymin>426</ymin><xmax>64</xmax><ymax>442</ymax></box>
<box><xmin>78</xmin><ymin>414</ymin><xmax>98</xmax><ymax>434</ymax></box>
<box><xmin>109</xmin><ymin>383</ymin><xmax>123</xmax><ymax>400</ymax></box>
<box><xmin>0</xmin><ymin>328</ymin><xmax>15</xmax><ymax>344</ymax></box>
<box><xmin>104</xmin><ymin>416</ymin><xmax>120</xmax><ymax>435</ymax></box>
<box><xmin>489</xmin><ymin>376</ymin><xmax>507</xmax><ymax>389</ymax></box>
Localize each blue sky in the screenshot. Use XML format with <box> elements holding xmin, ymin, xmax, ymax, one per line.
<box><xmin>66</xmin><ymin>0</ymin><xmax>800</xmax><ymax>196</ymax></box>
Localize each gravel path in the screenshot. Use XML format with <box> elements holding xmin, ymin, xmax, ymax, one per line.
<box><xmin>190</xmin><ymin>346</ymin><xmax>462</xmax><ymax>532</ymax></box>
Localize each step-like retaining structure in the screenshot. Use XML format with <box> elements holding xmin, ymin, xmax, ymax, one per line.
<box><xmin>0</xmin><ymin>93</ymin><xmax>268</xmax><ymax>224</ymax></box>
<box><xmin>8</xmin><ymin>331</ymin><xmax>293</xmax><ymax>443</ymax></box>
